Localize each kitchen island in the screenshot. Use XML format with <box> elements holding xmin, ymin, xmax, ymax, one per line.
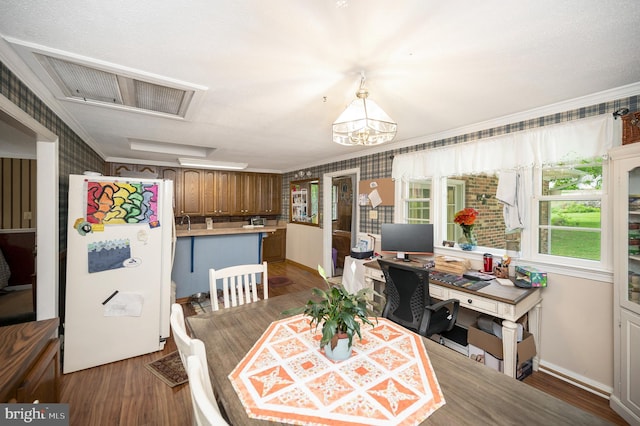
<box><xmin>172</xmin><ymin>221</ymin><xmax>285</xmax><ymax>298</ymax></box>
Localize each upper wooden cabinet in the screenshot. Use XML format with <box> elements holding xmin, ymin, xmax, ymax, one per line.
<box><xmin>204</xmin><ymin>170</ymin><xmax>232</xmax><ymax>216</ymax></box>
<box><xmin>232</xmin><ymin>173</ymin><xmax>257</xmax><ymax>215</ymax></box>
<box><xmin>106</xmin><ymin>162</ymin><xmax>281</xmax><ymax>217</ymax></box>
<box><xmin>159</xmin><ymin>167</ymin><xmax>180</xmax><ymax>213</ymax></box>
<box><xmin>180</xmin><ymin>169</ymin><xmax>203</xmax><ymax>215</ymax></box>
<box><xmin>257</xmin><ymin>173</ymin><xmax>282</xmax><ymax>215</ymax></box>
<box><xmin>109</xmin><ymin>163</ymin><xmax>160</xmax><ymax>178</ymax></box>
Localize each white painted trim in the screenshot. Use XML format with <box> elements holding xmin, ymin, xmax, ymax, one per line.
<box><xmin>323</xmin><ymin>168</ymin><xmax>360</xmax><ymax>277</ymax></box>
<box><xmin>538</xmin><ymin>360</ymin><xmax>612</xmax><ymax>399</ymax></box>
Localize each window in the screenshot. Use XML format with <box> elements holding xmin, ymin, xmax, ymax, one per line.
<box><xmin>403</xmin><ymin>180</ymin><xmax>431</xmax><ymax>224</ymax></box>
<box><xmin>445</xmin><ymin>179</ymin><xmax>465</xmax><ymax>243</ymax></box>
<box><xmin>331</xmin><ymin>184</ymin><xmax>338</xmax><ymax>221</ymax></box>
<box><xmin>535</xmin><ymin>159</ymin><xmax>604</xmax><ymax>262</ymax></box>
<box><xmin>390</xmin><ymin>114</ymin><xmax>614</xmax><ymax>273</ymax></box>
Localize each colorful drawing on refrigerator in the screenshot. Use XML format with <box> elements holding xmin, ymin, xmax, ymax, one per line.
<box><xmin>86</xmin><ymin>181</ymin><xmax>159</xmax><ymax>224</ymax></box>
<box><xmin>88</xmin><ymin>239</ymin><xmax>131</xmax><ymax>273</ymax></box>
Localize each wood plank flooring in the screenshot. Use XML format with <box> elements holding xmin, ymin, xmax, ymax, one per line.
<box><xmin>59</xmin><ymin>260</ymin><xmax>628</xmax><ymax>425</ymax></box>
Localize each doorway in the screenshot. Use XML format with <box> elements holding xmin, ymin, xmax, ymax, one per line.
<box><xmin>0</xmin><ymin>94</ymin><xmax>59</xmax><ymax>322</ymax></box>
<box><xmin>322</xmin><ymin>168</ymin><xmax>359</xmax><ymax>277</ymax></box>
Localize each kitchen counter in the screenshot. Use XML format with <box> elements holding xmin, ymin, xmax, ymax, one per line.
<box><xmin>175</xmin><ymin>222</ymin><xmax>286</xmax><ymax>238</ymax></box>
<box><xmin>172</xmin><ymin>221</ymin><xmax>287</xmax><ymax>298</ymax></box>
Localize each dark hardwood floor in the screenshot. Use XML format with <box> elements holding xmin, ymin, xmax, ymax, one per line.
<box><xmin>60</xmin><ymin>261</ymin><xmax>628</xmax><ymax>425</ymax></box>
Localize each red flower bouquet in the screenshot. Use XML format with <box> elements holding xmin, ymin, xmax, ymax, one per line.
<box><xmin>454</xmin><ymin>208</ymin><xmax>478</xmax><ymax>247</ymax></box>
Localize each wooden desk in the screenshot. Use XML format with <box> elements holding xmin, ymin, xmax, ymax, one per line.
<box><xmin>187</xmin><ymin>292</ymin><xmax>606</xmax><ymax>425</ymax></box>
<box><xmin>0</xmin><ymin>318</ymin><xmax>60</xmax><ymax>403</ymax></box>
<box><xmin>363</xmin><ymin>259</ymin><xmax>542</xmax><ymax>378</ymax></box>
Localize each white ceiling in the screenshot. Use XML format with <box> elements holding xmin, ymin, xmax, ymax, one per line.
<box><xmin>0</xmin><ymin>0</ymin><xmax>639</xmax><ymax>172</ymax></box>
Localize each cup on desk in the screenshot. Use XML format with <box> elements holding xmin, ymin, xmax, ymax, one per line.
<box><xmin>483</xmin><ymin>254</ymin><xmax>493</xmax><ymax>273</ymax></box>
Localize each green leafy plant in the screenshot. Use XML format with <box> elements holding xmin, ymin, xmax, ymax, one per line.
<box><xmin>284</xmin><ymin>265</ymin><xmax>377</xmax><ymax>350</ymax></box>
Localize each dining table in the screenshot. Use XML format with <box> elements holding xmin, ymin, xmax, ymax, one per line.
<box><xmin>187</xmin><ymin>290</ymin><xmax>610</xmax><ymax>425</ymax></box>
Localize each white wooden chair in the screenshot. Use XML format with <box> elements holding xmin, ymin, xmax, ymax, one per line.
<box><xmin>187</xmin><ymin>352</ymin><xmax>229</xmax><ymax>426</ymax></box>
<box><xmin>208</xmin><ymin>262</ymin><xmax>268</xmax><ymax>311</ymax></box>
<box><xmin>170</xmin><ymin>304</ymin><xmax>227</xmax><ymax>425</ymax></box>
<box><xmin>170</xmin><ymin>303</ymin><xmax>191</xmax><ymax>369</ymax></box>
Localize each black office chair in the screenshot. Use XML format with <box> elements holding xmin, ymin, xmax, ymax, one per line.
<box><xmin>378</xmin><ymin>259</ymin><xmax>459</xmax><ymax>337</ymax></box>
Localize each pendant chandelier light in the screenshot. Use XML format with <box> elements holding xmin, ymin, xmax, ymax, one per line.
<box><xmin>332</xmin><ymin>72</ymin><xmax>397</xmax><ymax>146</ymax></box>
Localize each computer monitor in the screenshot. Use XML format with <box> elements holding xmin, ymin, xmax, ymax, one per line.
<box><xmin>381</xmin><ymin>223</ymin><xmax>434</xmax><ymax>261</ymax></box>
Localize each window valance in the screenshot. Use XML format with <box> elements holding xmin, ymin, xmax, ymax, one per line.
<box><xmin>392</xmin><ymin>115</ymin><xmax>616</xmax><ymax>180</ymax></box>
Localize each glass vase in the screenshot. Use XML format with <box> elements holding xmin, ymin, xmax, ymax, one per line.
<box><xmin>460</xmin><ymin>230</ymin><xmax>477</xmax><ymax>251</ymax></box>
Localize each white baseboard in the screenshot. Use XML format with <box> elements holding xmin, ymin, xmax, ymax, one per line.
<box><xmin>538</xmin><ymin>360</ymin><xmax>612</xmax><ymax>400</ymax></box>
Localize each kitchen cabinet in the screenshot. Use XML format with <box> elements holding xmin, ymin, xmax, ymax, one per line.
<box><xmin>105</xmin><ymin>162</ymin><xmax>282</xmax><ymax>217</ymax></box>
<box><xmin>109</xmin><ymin>163</ymin><xmax>160</xmax><ymax>178</ymax></box>
<box><xmin>180</xmin><ymin>168</ymin><xmax>203</xmax><ymax>215</ymax></box>
<box><xmin>610</xmin><ymin>143</ymin><xmax>640</xmax><ymax>425</ymax></box>
<box><xmin>257</xmin><ymin>173</ymin><xmax>282</xmax><ymax>215</ymax></box>
<box><xmin>159</xmin><ymin>167</ymin><xmax>180</xmax><ymax>212</ymax></box>
<box><xmin>204</xmin><ymin>170</ymin><xmax>232</xmax><ymax>216</ymax></box>
<box><xmin>262</xmin><ymin>229</ymin><xmax>286</xmax><ymax>262</ymax></box>
<box><xmin>232</xmin><ymin>173</ymin><xmax>257</xmax><ymax>215</ymax></box>
<box><xmin>0</xmin><ymin>318</ymin><xmax>60</xmax><ymax>403</ymax></box>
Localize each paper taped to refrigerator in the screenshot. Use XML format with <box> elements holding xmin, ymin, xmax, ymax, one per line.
<box><xmin>104</xmin><ymin>292</ymin><xmax>144</xmax><ymax>317</ymax></box>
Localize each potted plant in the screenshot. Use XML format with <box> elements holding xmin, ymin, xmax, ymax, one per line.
<box><xmin>284</xmin><ymin>265</ymin><xmax>377</xmax><ymax>361</ymax></box>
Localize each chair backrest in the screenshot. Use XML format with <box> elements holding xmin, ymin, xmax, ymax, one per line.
<box><xmin>186</xmin><ymin>353</ymin><xmax>228</xmax><ymax>426</ymax></box>
<box><xmin>208</xmin><ymin>262</ymin><xmax>268</xmax><ymax>311</ymax></box>
<box><xmin>170</xmin><ymin>303</ymin><xmax>191</xmax><ymax>369</ymax></box>
<box><xmin>377</xmin><ymin>259</ymin><xmax>430</xmax><ymax>331</ymax></box>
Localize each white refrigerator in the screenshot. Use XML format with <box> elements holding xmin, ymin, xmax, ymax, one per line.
<box><xmin>63</xmin><ymin>174</ymin><xmax>174</xmax><ymax>373</ymax></box>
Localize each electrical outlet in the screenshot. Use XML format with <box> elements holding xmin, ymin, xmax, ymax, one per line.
<box><xmin>369</xmin><ymin>210</ymin><xmax>378</xmax><ymax>220</ymax></box>
<box><xmin>23</xmin><ymin>211</ymin><xmax>32</xmax><ymax>220</ymax></box>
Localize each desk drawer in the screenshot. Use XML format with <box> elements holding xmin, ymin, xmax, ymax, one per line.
<box><xmin>364</xmin><ymin>268</ymin><xmax>385</xmax><ymax>282</ymax></box>
<box><xmin>449</xmin><ymin>289</ymin><xmax>499</xmax><ymax>315</ymax></box>
<box><xmin>429</xmin><ymin>284</ymin><xmax>446</xmax><ymax>299</ymax></box>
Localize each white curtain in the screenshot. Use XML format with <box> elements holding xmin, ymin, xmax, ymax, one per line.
<box><xmin>392</xmin><ymin>115</ymin><xmax>615</xmax><ymax>180</ymax></box>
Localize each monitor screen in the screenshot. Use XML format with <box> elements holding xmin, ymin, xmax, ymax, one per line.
<box><xmin>381</xmin><ymin>223</ymin><xmax>434</xmax><ymax>260</ymax></box>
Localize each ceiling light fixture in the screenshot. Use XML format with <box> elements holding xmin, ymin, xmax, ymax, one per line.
<box><xmin>332</xmin><ymin>72</ymin><xmax>397</xmax><ymax>146</ymax></box>
<box><xmin>178</xmin><ymin>158</ymin><xmax>248</xmax><ymax>170</ymax></box>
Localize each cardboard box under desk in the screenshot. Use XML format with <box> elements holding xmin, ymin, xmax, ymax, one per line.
<box><xmin>467</xmin><ymin>323</ymin><xmax>536</xmax><ymax>368</ymax></box>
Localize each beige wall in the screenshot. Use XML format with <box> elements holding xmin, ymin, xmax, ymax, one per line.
<box><xmin>286</xmin><ymin>223</ymin><xmax>323</xmax><ymax>270</ymax></box>
<box><xmin>537</xmin><ymin>272</ymin><xmax>613</xmax><ymax>391</ymax></box>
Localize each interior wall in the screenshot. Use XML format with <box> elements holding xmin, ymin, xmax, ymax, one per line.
<box><xmin>285</xmin><ymin>223</ymin><xmax>323</xmax><ymax>270</ymax></box>
<box><xmin>0</xmin><ymin>158</ymin><xmax>36</xmax><ymax>229</ymax></box>
<box><xmin>536</xmin><ymin>273</ymin><xmax>614</xmax><ymax>390</ymax></box>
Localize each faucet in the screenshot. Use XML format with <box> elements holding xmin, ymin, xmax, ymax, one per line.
<box><xmin>180</xmin><ymin>214</ymin><xmax>191</xmax><ymax>231</ymax></box>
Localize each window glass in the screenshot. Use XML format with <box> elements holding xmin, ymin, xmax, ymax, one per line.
<box><xmin>404</xmin><ymin>180</ymin><xmax>431</xmax><ymax>224</ymax></box>
<box><xmin>537</xmin><ymin>159</ymin><xmax>603</xmax><ymax>261</ymax></box>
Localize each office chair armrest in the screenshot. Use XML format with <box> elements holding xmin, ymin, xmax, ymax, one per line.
<box><xmin>420</xmin><ymin>299</ymin><xmax>460</xmax><ymax>335</ymax></box>
<box><xmin>424</xmin><ymin>298</ymin><xmax>459</xmax><ymax>313</ymax></box>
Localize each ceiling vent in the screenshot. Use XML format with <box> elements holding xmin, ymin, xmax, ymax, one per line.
<box><xmin>35</xmin><ymin>54</ymin><xmax>194</xmax><ymax>117</ymax></box>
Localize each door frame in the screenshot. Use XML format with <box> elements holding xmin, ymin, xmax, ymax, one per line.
<box><xmin>322</xmin><ymin>167</ymin><xmax>360</xmax><ymax>277</ymax></box>
<box><xmin>0</xmin><ymin>94</ymin><xmax>59</xmax><ymax>321</ymax></box>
